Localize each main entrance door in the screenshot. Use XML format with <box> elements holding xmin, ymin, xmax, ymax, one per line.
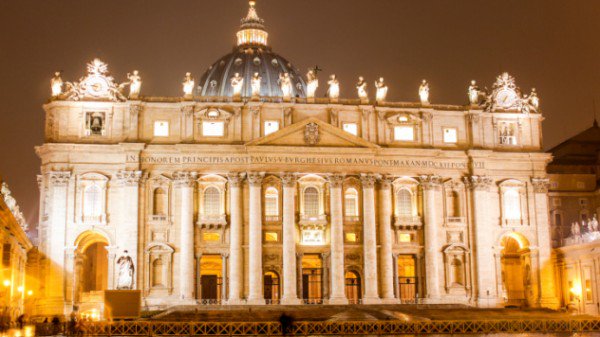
<box><xmin>201</xmin><ymin>275</ymin><xmax>218</xmax><ymax>300</ymax></box>
<box><xmin>301</xmin><ymin>254</ymin><xmax>323</xmax><ymax>304</ymax></box>
<box><xmin>397</xmin><ymin>255</ymin><xmax>417</xmax><ymax>301</ymax></box>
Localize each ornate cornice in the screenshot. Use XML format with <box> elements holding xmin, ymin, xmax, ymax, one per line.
<box><xmin>247</xmin><ymin>172</ymin><xmax>265</xmax><ymax>187</ymax></box>
<box><xmin>116</xmin><ymin>170</ymin><xmax>143</xmax><ymax>186</ymax></box>
<box><xmin>379</xmin><ymin>175</ymin><xmax>393</xmax><ymax>190</ymax></box>
<box><xmin>227</xmin><ymin>172</ymin><xmax>246</xmax><ymax>187</ymax></box>
<box><xmin>531</xmin><ymin>177</ymin><xmax>550</xmax><ymax>193</ymax></box>
<box><xmin>419</xmin><ymin>174</ymin><xmax>442</xmax><ymax>190</ymax></box>
<box><xmin>463</xmin><ymin>175</ymin><xmax>493</xmax><ymax>191</ymax></box>
<box><xmin>327</xmin><ymin>174</ymin><xmax>345</xmax><ymax>188</ymax></box>
<box><xmin>360</xmin><ymin>174</ymin><xmax>378</xmax><ymax>188</ymax></box>
<box><xmin>173</xmin><ymin>171</ymin><xmax>198</xmax><ymax>187</ymax></box>
<box><xmin>48</xmin><ymin>171</ymin><xmax>71</xmax><ymax>186</ymax></box>
<box><xmin>280</xmin><ymin>173</ymin><xmax>298</xmax><ymax>188</ymax></box>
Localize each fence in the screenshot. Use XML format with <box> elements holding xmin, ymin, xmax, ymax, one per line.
<box><xmin>35</xmin><ymin>318</ymin><xmax>600</xmax><ymax>336</ymax></box>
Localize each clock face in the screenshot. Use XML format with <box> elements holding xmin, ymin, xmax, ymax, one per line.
<box><xmin>495</xmin><ymin>89</ymin><xmax>518</xmax><ymax>108</ymax></box>
<box><xmin>85</xmin><ymin>75</ymin><xmax>109</xmax><ymax>97</ymax></box>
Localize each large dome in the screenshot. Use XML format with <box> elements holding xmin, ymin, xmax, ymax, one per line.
<box><xmin>198</xmin><ymin>1</ymin><xmax>306</xmax><ymax>98</ymax></box>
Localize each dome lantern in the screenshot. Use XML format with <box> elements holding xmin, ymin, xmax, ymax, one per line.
<box><xmin>236</xmin><ymin>1</ymin><xmax>268</xmax><ymax>47</ymax></box>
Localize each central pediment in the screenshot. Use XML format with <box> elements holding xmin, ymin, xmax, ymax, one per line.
<box><xmin>245</xmin><ymin>118</ymin><xmax>379</xmax><ymax>149</ymax></box>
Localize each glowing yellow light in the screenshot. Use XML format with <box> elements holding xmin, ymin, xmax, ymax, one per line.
<box><xmin>27</xmin><ymin>290</ymin><xmax>33</xmax><ymax>296</ymax></box>
<box><xmin>3</xmin><ymin>280</ymin><xmax>10</xmax><ymax>287</ymax></box>
<box><xmin>570</xmin><ymin>283</ymin><xmax>582</xmax><ymax>298</ymax></box>
<box><xmin>17</xmin><ymin>286</ymin><xmax>23</xmax><ymax>293</ymax></box>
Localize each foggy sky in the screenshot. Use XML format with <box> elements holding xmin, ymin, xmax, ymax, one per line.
<box><xmin>0</xmin><ymin>0</ymin><xmax>599</xmax><ymax>232</ymax></box>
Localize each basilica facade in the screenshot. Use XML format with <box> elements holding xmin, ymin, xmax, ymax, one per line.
<box><xmin>35</xmin><ymin>2</ymin><xmax>558</xmax><ymax>316</ymax></box>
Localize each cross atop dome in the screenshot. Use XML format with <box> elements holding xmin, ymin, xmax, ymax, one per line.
<box><xmin>237</xmin><ymin>1</ymin><xmax>268</xmax><ymax>47</ymax></box>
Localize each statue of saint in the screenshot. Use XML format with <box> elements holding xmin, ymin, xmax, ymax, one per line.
<box><xmin>116</xmin><ymin>250</ymin><xmax>135</xmax><ymax>290</ymax></box>
<box><xmin>251</xmin><ymin>72</ymin><xmax>261</xmax><ymax>97</ymax></box>
<box><xmin>529</xmin><ymin>88</ymin><xmax>539</xmax><ymax>110</ymax></box>
<box><xmin>306</xmin><ymin>69</ymin><xmax>319</xmax><ymax>99</ymax></box>
<box><xmin>356</xmin><ymin>76</ymin><xmax>368</xmax><ymax>100</ymax></box>
<box><xmin>468</xmin><ymin>80</ymin><xmax>479</xmax><ymax>105</ymax></box>
<box><xmin>51</xmin><ymin>71</ymin><xmax>63</xmax><ymax>97</ymax></box>
<box><xmin>0</xmin><ymin>183</ymin><xmax>16</xmax><ymax>211</ymax></box>
<box><xmin>182</xmin><ymin>72</ymin><xmax>195</xmax><ymax>97</ymax></box>
<box><xmin>419</xmin><ymin>79</ymin><xmax>430</xmax><ymax>104</ymax></box>
<box><xmin>127</xmin><ymin>70</ymin><xmax>142</xmax><ymax>99</ymax></box>
<box><xmin>231</xmin><ymin>72</ymin><xmax>244</xmax><ymax>97</ymax></box>
<box><xmin>279</xmin><ymin>72</ymin><xmax>293</xmax><ymax>99</ymax></box>
<box><xmin>327</xmin><ymin>74</ymin><xmax>340</xmax><ymax>100</ymax></box>
<box><xmin>375</xmin><ymin>77</ymin><xmax>388</xmax><ymax>102</ymax></box>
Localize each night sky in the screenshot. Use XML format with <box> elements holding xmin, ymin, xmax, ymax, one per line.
<box><xmin>0</xmin><ymin>0</ymin><xmax>599</xmax><ymax>231</ymax></box>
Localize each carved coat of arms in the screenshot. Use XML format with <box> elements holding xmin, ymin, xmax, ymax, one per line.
<box><xmin>304</xmin><ymin>122</ymin><xmax>320</xmax><ymax>145</ymax></box>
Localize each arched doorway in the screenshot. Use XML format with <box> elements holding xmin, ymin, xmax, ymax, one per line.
<box><xmin>74</xmin><ymin>231</ymin><xmax>110</xmax><ymax>301</ymax></box>
<box><xmin>263</xmin><ymin>271</ymin><xmax>280</xmax><ymax>303</ymax></box>
<box><xmin>500</xmin><ymin>233</ymin><xmax>532</xmax><ymax>307</ymax></box>
<box><xmin>344</xmin><ymin>271</ymin><xmax>361</xmax><ymax>304</ymax></box>
<box><xmin>301</xmin><ymin>254</ymin><xmax>323</xmax><ymax>304</ymax></box>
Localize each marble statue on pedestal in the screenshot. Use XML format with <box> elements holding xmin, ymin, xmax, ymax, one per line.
<box><xmin>375</xmin><ymin>77</ymin><xmax>387</xmax><ymax>102</ymax></box>
<box><xmin>127</xmin><ymin>70</ymin><xmax>142</xmax><ymax>99</ymax></box>
<box><xmin>468</xmin><ymin>80</ymin><xmax>480</xmax><ymax>105</ymax></box>
<box><xmin>356</xmin><ymin>76</ymin><xmax>368</xmax><ymax>101</ymax></box>
<box><xmin>182</xmin><ymin>72</ymin><xmax>195</xmax><ymax>97</ymax></box>
<box><xmin>306</xmin><ymin>69</ymin><xmax>318</xmax><ymax>99</ymax></box>
<box><xmin>116</xmin><ymin>250</ymin><xmax>135</xmax><ymax>290</ymax></box>
<box><xmin>327</xmin><ymin>75</ymin><xmax>340</xmax><ymax>100</ymax></box>
<box><xmin>419</xmin><ymin>79</ymin><xmax>430</xmax><ymax>104</ymax></box>
<box><xmin>251</xmin><ymin>72</ymin><xmax>261</xmax><ymax>98</ymax></box>
<box><xmin>279</xmin><ymin>72</ymin><xmax>293</xmax><ymax>100</ymax></box>
<box><xmin>529</xmin><ymin>88</ymin><xmax>539</xmax><ymax>111</ymax></box>
<box><xmin>51</xmin><ymin>72</ymin><xmax>63</xmax><ymax>97</ymax></box>
<box><xmin>231</xmin><ymin>72</ymin><xmax>244</xmax><ymax>97</ymax></box>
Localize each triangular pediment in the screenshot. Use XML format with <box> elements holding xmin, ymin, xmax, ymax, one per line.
<box><xmin>245</xmin><ymin>118</ymin><xmax>379</xmax><ymax>149</ymax></box>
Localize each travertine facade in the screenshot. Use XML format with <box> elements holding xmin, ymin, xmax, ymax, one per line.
<box><xmin>35</xmin><ymin>2</ymin><xmax>558</xmax><ymax>316</ymax></box>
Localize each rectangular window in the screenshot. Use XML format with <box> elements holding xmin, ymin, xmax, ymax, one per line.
<box><xmin>398</xmin><ymin>233</ymin><xmax>412</xmax><ymax>243</ymax></box>
<box><xmin>342</xmin><ymin>123</ymin><xmax>358</xmax><ymax>136</ymax></box>
<box><xmin>264</xmin><ymin>121</ymin><xmax>279</xmax><ymax>136</ymax></box>
<box><xmin>202</xmin><ymin>232</ymin><xmax>221</xmax><ymax>242</ymax></box>
<box><xmin>394</xmin><ymin>126</ymin><xmax>414</xmax><ymax>141</ymax></box>
<box><xmin>443</xmin><ymin>128</ymin><xmax>457</xmax><ymax>143</ymax></box>
<box><xmin>202</xmin><ymin>121</ymin><xmax>224</xmax><ymax>137</ymax></box>
<box><xmin>2</xmin><ymin>244</ymin><xmax>10</xmax><ymax>267</ymax></box>
<box><xmin>153</xmin><ymin>120</ymin><xmax>169</xmax><ymax>137</ymax></box>
<box><xmin>265</xmin><ymin>232</ymin><xmax>279</xmax><ymax>242</ymax></box>
<box><xmin>345</xmin><ymin>232</ymin><xmax>357</xmax><ymax>243</ymax></box>
<box><xmin>554</xmin><ymin>213</ymin><xmax>562</xmax><ymax>227</ymax></box>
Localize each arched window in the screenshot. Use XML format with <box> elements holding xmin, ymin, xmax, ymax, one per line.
<box><xmin>203</xmin><ymin>187</ymin><xmax>221</xmax><ymax>216</ymax></box>
<box><xmin>395</xmin><ymin>189</ymin><xmax>413</xmax><ymax>216</ymax></box>
<box><xmin>344</xmin><ymin>188</ymin><xmax>359</xmax><ymax>217</ymax></box>
<box><xmin>153</xmin><ymin>188</ymin><xmax>167</xmax><ymax>215</ymax></box>
<box><xmin>83</xmin><ymin>185</ymin><xmax>102</xmax><ymax>217</ymax></box>
<box><xmin>152</xmin><ymin>257</ymin><xmax>164</xmax><ymax>287</ymax></box>
<box><xmin>304</xmin><ymin>187</ymin><xmax>319</xmax><ymax>216</ymax></box>
<box><xmin>503</xmin><ymin>189</ymin><xmax>521</xmax><ymax>220</ymax></box>
<box><xmin>264</xmin><ymin>187</ymin><xmax>279</xmax><ymax>217</ymax></box>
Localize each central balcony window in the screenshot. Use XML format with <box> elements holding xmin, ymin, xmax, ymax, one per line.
<box><xmin>300</xmin><ymin>224</ymin><xmax>326</xmax><ymax>246</ymax></box>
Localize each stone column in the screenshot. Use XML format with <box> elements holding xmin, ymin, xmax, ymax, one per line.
<box><xmin>44</xmin><ymin>171</ymin><xmax>70</xmax><ymax>314</ymax></box>
<box><xmin>174</xmin><ymin>171</ymin><xmax>198</xmax><ymax>303</ymax></box>
<box><xmin>327</xmin><ymin>174</ymin><xmax>348</xmax><ymax>304</ymax></box>
<box><xmin>227</xmin><ymin>173</ymin><xmax>245</xmax><ymax>304</ymax></box>
<box><xmin>378</xmin><ymin>176</ymin><xmax>396</xmax><ymax>303</ymax></box>
<box><xmin>321</xmin><ymin>252</ymin><xmax>330</xmax><ymax>300</ymax></box>
<box><xmin>392</xmin><ymin>254</ymin><xmax>399</xmax><ymax>299</ymax></box>
<box><xmin>115</xmin><ymin>170</ymin><xmax>142</xmax><ymax>289</ymax></box>
<box><xmin>280</xmin><ymin>173</ymin><xmax>301</xmax><ymax>304</ymax></box>
<box><xmin>296</xmin><ymin>253</ymin><xmax>303</xmax><ymax>300</ymax></box>
<box><xmin>531</xmin><ymin>178</ymin><xmax>559</xmax><ymax>308</ymax></box>
<box><xmin>247</xmin><ymin>172</ymin><xmax>265</xmax><ymax>304</ymax></box>
<box><xmin>420</xmin><ymin>174</ymin><xmax>442</xmax><ymax>301</ymax></box>
<box><xmin>196</xmin><ymin>253</ymin><xmax>202</xmax><ymax>301</ymax></box>
<box><xmin>464</xmin><ymin>175</ymin><xmax>498</xmax><ymax>306</ymax></box>
<box><xmin>361</xmin><ymin>174</ymin><xmax>381</xmax><ymax>304</ymax></box>
<box><xmin>221</xmin><ymin>254</ymin><xmax>228</xmax><ymax>302</ymax></box>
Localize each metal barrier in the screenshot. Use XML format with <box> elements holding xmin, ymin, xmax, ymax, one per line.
<box><xmin>34</xmin><ymin>318</ymin><xmax>600</xmax><ymax>336</ymax></box>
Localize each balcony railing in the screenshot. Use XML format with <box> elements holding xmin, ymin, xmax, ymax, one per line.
<box><xmin>446</xmin><ymin>216</ymin><xmax>465</xmax><ymax>224</ymax></box>
<box><xmin>82</xmin><ymin>215</ymin><xmax>105</xmax><ymax>224</ymax></box>
<box><xmin>197</xmin><ymin>214</ymin><xmax>227</xmax><ymax>227</ymax></box>
<box><xmin>301</xmin><ymin>298</ymin><xmax>324</xmax><ymax>305</ymax></box>
<box><xmin>150</xmin><ymin>214</ymin><xmax>168</xmax><ymax>222</ymax></box>
<box><xmin>265</xmin><ymin>299</ymin><xmax>281</xmax><ymax>305</ymax></box>
<box><xmin>197</xmin><ymin>299</ymin><xmax>222</xmax><ymax>305</ymax></box>
<box><xmin>344</xmin><ymin>216</ymin><xmax>360</xmax><ymax>223</ymax></box>
<box><xmin>299</xmin><ymin>214</ymin><xmax>328</xmax><ymax>225</ymax></box>
<box><xmin>394</xmin><ymin>215</ymin><xmax>422</xmax><ymax>228</ymax></box>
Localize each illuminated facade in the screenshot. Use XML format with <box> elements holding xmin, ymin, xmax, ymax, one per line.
<box><xmin>35</xmin><ymin>2</ymin><xmax>558</xmax><ymax>315</ymax></box>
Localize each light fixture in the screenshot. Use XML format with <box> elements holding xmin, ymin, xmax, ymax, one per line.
<box><xmin>3</xmin><ymin>280</ymin><xmax>10</xmax><ymax>287</ymax></box>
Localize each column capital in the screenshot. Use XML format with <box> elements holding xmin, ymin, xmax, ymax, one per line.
<box><xmin>360</xmin><ymin>174</ymin><xmax>378</xmax><ymax>188</ymax></box>
<box><xmin>280</xmin><ymin>172</ymin><xmax>298</xmax><ymax>187</ymax></box>
<box><xmin>419</xmin><ymin>174</ymin><xmax>442</xmax><ymax>190</ymax></box>
<box><xmin>227</xmin><ymin>172</ymin><xmax>246</xmax><ymax>187</ymax></box>
<box><xmin>221</xmin><ymin>252</ymin><xmax>230</xmax><ymax>259</ymax></box>
<box><xmin>463</xmin><ymin>175</ymin><xmax>493</xmax><ymax>191</ymax></box>
<box><xmin>531</xmin><ymin>177</ymin><xmax>550</xmax><ymax>193</ymax></box>
<box><xmin>173</xmin><ymin>171</ymin><xmax>198</xmax><ymax>187</ymax></box>
<box><xmin>48</xmin><ymin>171</ymin><xmax>71</xmax><ymax>186</ymax></box>
<box><xmin>327</xmin><ymin>174</ymin><xmax>345</xmax><ymax>188</ymax></box>
<box><xmin>115</xmin><ymin>170</ymin><xmax>143</xmax><ymax>186</ymax></box>
<box><xmin>379</xmin><ymin>175</ymin><xmax>394</xmax><ymax>190</ymax></box>
<box><xmin>247</xmin><ymin>172</ymin><xmax>265</xmax><ymax>186</ymax></box>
